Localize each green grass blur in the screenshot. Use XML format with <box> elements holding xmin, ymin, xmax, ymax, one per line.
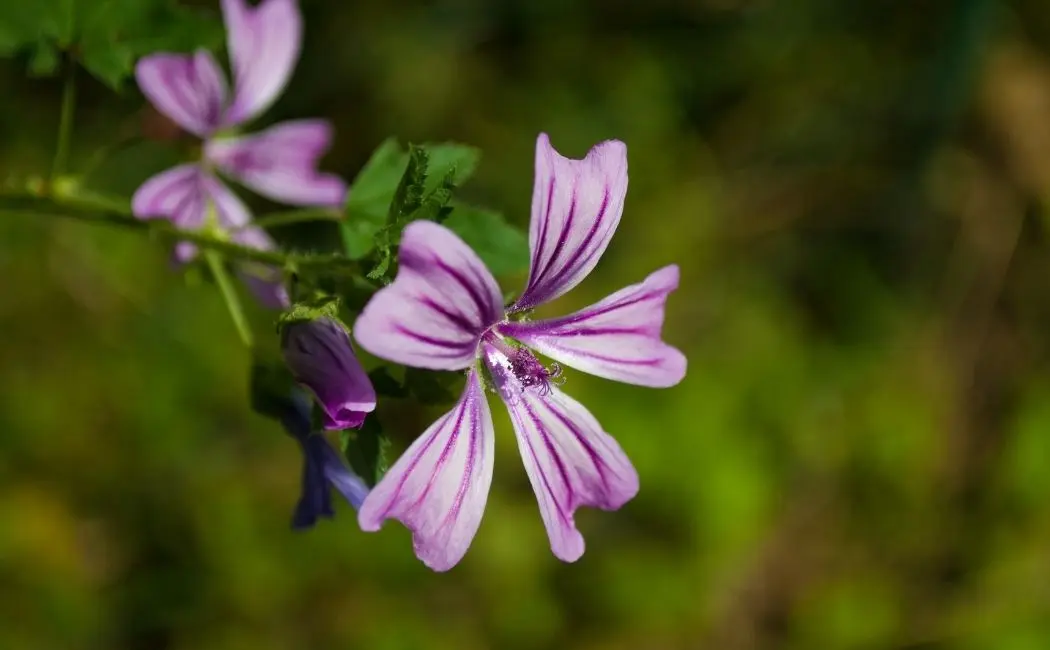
<box><xmin>3</xmin><ymin>0</ymin><xmax>1050</xmax><ymax>648</ymax></box>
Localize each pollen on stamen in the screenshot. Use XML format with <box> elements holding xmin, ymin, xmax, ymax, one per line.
<box><xmin>510</xmin><ymin>348</ymin><xmax>563</xmax><ymax>396</ymax></box>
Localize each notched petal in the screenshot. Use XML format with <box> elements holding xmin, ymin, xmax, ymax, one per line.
<box><xmin>502</xmin><ymin>385</ymin><xmax>639</xmax><ymax>562</ymax></box>
<box><xmin>135</xmin><ymin>51</ymin><xmax>227</xmax><ymax>137</ymax></box>
<box><xmin>353</xmin><ymin>221</ymin><xmax>504</xmax><ymax>370</ymax></box>
<box><xmin>222</xmin><ymin>0</ymin><xmax>303</xmax><ymax>125</ymax></box>
<box><xmin>512</xmin><ymin>133</ymin><xmax>629</xmax><ymax>311</ymax></box>
<box><xmin>500</xmin><ymin>265</ymin><xmax>686</xmax><ymax>388</ymax></box>
<box><xmin>357</xmin><ymin>372</ymin><xmax>494</xmax><ymax>571</ymax></box>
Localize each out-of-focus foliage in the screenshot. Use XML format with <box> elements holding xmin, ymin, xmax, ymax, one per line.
<box><xmin>0</xmin><ymin>0</ymin><xmax>222</xmax><ymax>88</ymax></box>
<box><xmin>3</xmin><ymin>0</ymin><xmax>1050</xmax><ymax>649</ymax></box>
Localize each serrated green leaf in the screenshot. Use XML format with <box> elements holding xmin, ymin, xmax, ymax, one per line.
<box><xmin>340</xmin><ymin>140</ymin><xmax>481</xmax><ymax>260</ymax></box>
<box><xmin>443</xmin><ymin>205</ymin><xmax>530</xmax><ymax>276</ymax></box>
<box><xmin>341</xmin><ymin>416</ymin><xmax>390</xmax><ymax>487</ymax></box>
<box><xmin>386</xmin><ymin>145</ymin><xmax>428</xmax><ymax>224</ymax></box>
<box><xmin>341</xmin><ymin>138</ymin><xmax>409</xmax><ymax>259</ymax></box>
<box><xmin>420</xmin><ymin>142</ymin><xmax>480</xmax><ymax>194</ymax></box>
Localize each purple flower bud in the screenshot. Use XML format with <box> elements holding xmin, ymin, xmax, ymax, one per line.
<box><xmin>282</xmin><ymin>317</ymin><xmax>376</xmax><ymax>430</ymax></box>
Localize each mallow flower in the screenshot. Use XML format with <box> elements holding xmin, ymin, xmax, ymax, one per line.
<box><xmin>279</xmin><ymin>386</ymin><xmax>370</xmax><ymax>529</ymax></box>
<box><xmin>352</xmin><ymin>133</ymin><xmax>687</xmax><ymax>570</ymax></box>
<box><xmin>282</xmin><ymin>316</ymin><xmax>377</xmax><ymax>430</ymax></box>
<box><xmin>130</xmin><ymin>0</ymin><xmax>346</xmax><ymax>308</ymax></box>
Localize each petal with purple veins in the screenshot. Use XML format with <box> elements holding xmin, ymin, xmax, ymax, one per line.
<box><xmin>206</xmin><ymin>119</ymin><xmax>347</xmax><ymax>206</ymax></box>
<box><xmin>511</xmin><ymin>133</ymin><xmax>628</xmax><ymax>311</ymax></box>
<box><xmin>484</xmin><ymin>351</ymin><xmax>638</xmax><ymax>562</ymax></box>
<box><xmin>358</xmin><ymin>371</ymin><xmax>494</xmax><ymax>571</ymax></box>
<box><xmin>132</xmin><ymin>164</ymin><xmax>207</xmax><ymax>228</ymax></box>
<box><xmin>202</xmin><ymin>176</ymin><xmax>253</xmax><ymax>230</ymax></box>
<box><xmin>221</xmin><ymin>0</ymin><xmax>302</xmax><ymax>125</ymax></box>
<box><xmin>135</xmin><ymin>50</ymin><xmax>227</xmax><ymax>137</ymax></box>
<box><xmin>499</xmin><ymin>265</ymin><xmax>686</xmax><ymax>388</ymax></box>
<box><xmin>354</xmin><ymin>221</ymin><xmax>505</xmax><ymax>371</ymax></box>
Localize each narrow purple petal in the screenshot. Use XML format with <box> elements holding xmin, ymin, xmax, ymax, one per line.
<box><xmin>320</xmin><ymin>441</ymin><xmax>370</xmax><ymax>509</ymax></box>
<box><xmin>482</xmin><ymin>343</ymin><xmax>638</xmax><ymax>562</ymax></box>
<box><xmin>206</xmin><ymin>119</ymin><xmax>347</xmax><ymax>206</ymax></box>
<box><xmin>221</xmin><ymin>0</ymin><xmax>302</xmax><ymax>125</ymax></box>
<box><xmin>283</xmin><ymin>317</ymin><xmax>378</xmax><ymax>430</ymax></box>
<box><xmin>511</xmin><ymin>133</ymin><xmax>628</xmax><ymax>311</ymax></box>
<box><xmin>353</xmin><ymin>221</ymin><xmax>504</xmax><ymax>371</ymax></box>
<box><xmin>132</xmin><ymin>164</ymin><xmax>209</xmax><ymax>229</ymax></box>
<box><xmin>292</xmin><ymin>433</ymin><xmax>336</xmax><ymax>529</ymax></box>
<box><xmin>135</xmin><ymin>51</ymin><xmax>227</xmax><ymax>137</ymax></box>
<box><xmin>358</xmin><ymin>371</ymin><xmax>494</xmax><ymax>571</ymax></box>
<box><xmin>230</xmin><ymin>227</ymin><xmax>290</xmax><ymax>309</ymax></box>
<box><xmin>499</xmin><ymin>265</ymin><xmax>686</xmax><ymax>388</ymax></box>
<box><xmin>202</xmin><ymin>177</ymin><xmax>253</xmax><ymax>230</ymax></box>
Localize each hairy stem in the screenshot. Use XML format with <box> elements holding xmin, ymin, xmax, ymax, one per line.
<box><xmin>0</xmin><ymin>193</ymin><xmax>363</xmax><ymax>275</ymax></box>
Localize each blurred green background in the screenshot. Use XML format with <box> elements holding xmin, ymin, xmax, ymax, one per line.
<box><xmin>4</xmin><ymin>0</ymin><xmax>1050</xmax><ymax>648</ymax></box>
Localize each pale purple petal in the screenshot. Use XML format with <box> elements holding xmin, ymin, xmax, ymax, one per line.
<box><xmin>237</xmin><ymin>267</ymin><xmax>290</xmax><ymax>309</ymax></box>
<box><xmin>511</xmin><ymin>133</ymin><xmax>628</xmax><ymax>311</ymax></box>
<box><xmin>173</xmin><ymin>242</ymin><xmax>199</xmax><ymax>264</ymax></box>
<box><xmin>358</xmin><ymin>371</ymin><xmax>494</xmax><ymax>571</ymax></box>
<box><xmin>483</xmin><ymin>343</ymin><xmax>638</xmax><ymax>562</ymax></box>
<box><xmin>221</xmin><ymin>0</ymin><xmax>302</xmax><ymax>125</ymax></box>
<box><xmin>353</xmin><ymin>221</ymin><xmax>504</xmax><ymax>371</ymax></box>
<box><xmin>283</xmin><ymin>317</ymin><xmax>377</xmax><ymax>430</ymax></box>
<box><xmin>499</xmin><ymin>265</ymin><xmax>686</xmax><ymax>388</ymax></box>
<box><xmin>135</xmin><ymin>50</ymin><xmax>227</xmax><ymax>137</ymax></box>
<box><xmin>202</xmin><ymin>177</ymin><xmax>253</xmax><ymax>230</ymax></box>
<box><xmin>132</xmin><ymin>164</ymin><xmax>210</xmax><ymax>230</ymax></box>
<box><xmin>230</xmin><ymin>227</ymin><xmax>290</xmax><ymax>309</ymax></box>
<box><xmin>206</xmin><ymin>119</ymin><xmax>347</xmax><ymax>206</ymax></box>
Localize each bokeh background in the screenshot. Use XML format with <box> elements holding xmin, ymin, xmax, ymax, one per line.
<box><xmin>4</xmin><ymin>0</ymin><xmax>1050</xmax><ymax>648</ymax></box>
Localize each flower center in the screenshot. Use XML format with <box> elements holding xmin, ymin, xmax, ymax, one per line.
<box><xmin>481</xmin><ymin>332</ymin><xmax>564</xmax><ymax>397</ymax></box>
<box><xmin>509</xmin><ymin>348</ymin><xmax>563</xmax><ymax>396</ymax></box>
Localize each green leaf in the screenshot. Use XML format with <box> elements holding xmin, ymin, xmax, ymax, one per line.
<box><xmin>386</xmin><ymin>145</ymin><xmax>429</xmax><ymax>225</ymax></box>
<box><xmin>443</xmin><ymin>205</ymin><xmax>530</xmax><ymax>276</ymax></box>
<box><xmin>341</xmin><ymin>138</ymin><xmax>409</xmax><ymax>259</ymax></box>
<box><xmin>340</xmin><ymin>140</ymin><xmax>481</xmax><ymax>259</ymax></box>
<box><xmin>0</xmin><ymin>0</ymin><xmax>223</xmax><ymax>89</ymax></box>
<box><xmin>27</xmin><ymin>42</ymin><xmax>60</xmax><ymax>76</ymax></box>
<box><xmin>421</xmin><ymin>143</ymin><xmax>480</xmax><ymax>195</ymax></box>
<box><xmin>341</xmin><ymin>416</ymin><xmax>390</xmax><ymax>487</ymax></box>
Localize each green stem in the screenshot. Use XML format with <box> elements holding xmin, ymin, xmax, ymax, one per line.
<box><xmin>0</xmin><ymin>193</ymin><xmax>363</xmax><ymax>275</ymax></box>
<box><xmin>248</xmin><ymin>207</ymin><xmax>344</xmax><ymax>230</ymax></box>
<box><xmin>204</xmin><ymin>249</ymin><xmax>254</xmax><ymax>347</ymax></box>
<box><xmin>50</xmin><ymin>65</ymin><xmax>76</xmax><ymax>184</ymax></box>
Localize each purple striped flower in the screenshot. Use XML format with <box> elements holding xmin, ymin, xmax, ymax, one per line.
<box><xmin>130</xmin><ymin>0</ymin><xmax>347</xmax><ymax>308</ymax></box>
<box><xmin>282</xmin><ymin>317</ymin><xmax>377</xmax><ymax>431</ymax></box>
<box><xmin>352</xmin><ymin>134</ymin><xmax>687</xmax><ymax>571</ymax></box>
<box><xmin>281</xmin><ymin>387</ymin><xmax>370</xmax><ymax>529</ymax></box>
